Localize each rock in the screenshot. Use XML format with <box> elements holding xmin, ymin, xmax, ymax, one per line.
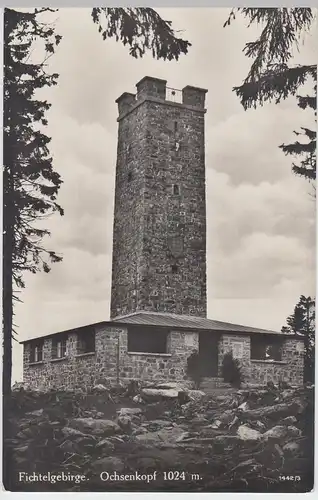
<box><xmin>92</xmin><ymin>457</ymin><xmax>125</xmax><ymax>474</ymax></box>
<box><xmin>13</xmin><ymin>445</ymin><xmax>29</xmax><ymax>454</ymax></box>
<box><xmin>217</xmin><ymin>409</ymin><xmax>236</xmax><ymax>426</ymax></box>
<box><xmin>133</xmin><ymin>395</ymin><xmax>144</xmax><ymax>404</ymax></box>
<box><xmin>141</xmin><ymin>388</ymin><xmax>179</xmax><ymax>401</ymax></box>
<box><xmin>231</xmin><ymin>458</ymin><xmax>262</xmax><ymax>474</ymax></box>
<box><xmin>135</xmin><ymin>426</ymin><xmax>185</xmax><ymax>444</ymax></box>
<box><xmin>282</xmin><ymin>415</ymin><xmax>297</xmax><ymax>425</ymax></box>
<box><xmin>61</xmin><ymin>427</ymin><xmax>89</xmax><ymax>438</ymax></box>
<box><xmin>156</xmin><ymin>382</ymin><xmax>187</xmax><ymax>391</ymax></box>
<box><xmin>68</xmin><ymin>418</ymin><xmax>121</xmax><ymax>436</ymax></box>
<box><xmin>145</xmin><ymin>419</ymin><xmax>173</xmax><ymax>430</ymax></box>
<box><xmin>191</xmin><ymin>414</ymin><xmax>209</xmax><ymax>425</ymax></box>
<box><xmin>117</xmin><ymin>415</ymin><xmax>133</xmax><ymax>431</ymax></box>
<box><xmin>210</xmin><ymin>420</ymin><xmax>222</xmax><ymax>429</ymax></box>
<box><xmin>96</xmin><ymin>438</ymin><xmax>115</xmax><ymax>452</ymax></box>
<box><xmin>237</xmin><ymin>424</ymin><xmax>262</xmax><ymax>441</ymax></box>
<box><xmin>287</xmin><ymin>425</ymin><xmax>302</xmax><ymax>437</ymax></box>
<box><xmin>255</xmin><ymin>420</ymin><xmax>266</xmax><ymax>431</ymax></box>
<box><xmin>263</xmin><ymin>425</ymin><xmax>288</xmax><ymax>440</ymax></box>
<box><xmin>175</xmin><ymin>431</ymin><xmax>193</xmax><ymax>442</ymax></box>
<box><xmin>213</xmin><ymin>435</ymin><xmax>241</xmax><ymax>446</ymax></box>
<box><xmin>237</xmin><ymin>401</ymin><xmax>249</xmax><ymax>411</ymax></box>
<box><xmin>60</xmin><ymin>440</ymin><xmax>78</xmax><ymax>453</ymax></box>
<box><xmin>117</xmin><ymin>407</ymin><xmax>143</xmax><ymax>418</ymax></box>
<box><xmin>239</xmin><ymin>401</ymin><xmax>304</xmax><ymax>421</ymax></box>
<box><xmin>93</xmin><ymin>384</ymin><xmax>109</xmax><ymax>392</ymax></box>
<box><xmin>283</xmin><ymin>441</ymin><xmax>301</xmax><ymax>453</ymax></box>
<box><xmin>266</xmin><ymin>381</ymin><xmax>277</xmax><ymax>391</ymax></box>
<box><xmin>229</xmin><ymin>415</ymin><xmax>239</xmax><ymax>429</ymax></box>
<box><xmin>281</xmin><ymin>389</ymin><xmax>295</xmax><ymax>401</ymax></box>
<box><xmin>187</xmin><ymin>390</ymin><xmax>206</xmax><ymax>401</ymax></box>
<box><xmin>26</xmin><ymin>409</ymin><xmax>44</xmax><ymax>417</ymax></box>
<box><xmin>279</xmin><ymin>381</ymin><xmax>291</xmax><ymax>390</ymax></box>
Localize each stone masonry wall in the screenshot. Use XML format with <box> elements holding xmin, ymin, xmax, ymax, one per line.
<box><xmin>23</xmin><ymin>326</ymin><xmax>199</xmax><ymax>391</ymax></box>
<box><xmin>23</xmin><ymin>327</ymin><xmax>304</xmax><ymax>390</ymax></box>
<box><xmin>111</xmin><ymin>77</ymin><xmax>208</xmax><ymax>319</ymax></box>
<box><xmin>218</xmin><ymin>334</ymin><xmax>304</xmax><ymax>387</ymax></box>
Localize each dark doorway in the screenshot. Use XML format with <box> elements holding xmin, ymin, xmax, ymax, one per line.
<box><xmin>199</xmin><ymin>332</ymin><xmax>219</xmax><ymax>377</ymax></box>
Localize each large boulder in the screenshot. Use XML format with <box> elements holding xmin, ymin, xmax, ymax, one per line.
<box><xmin>237</xmin><ymin>424</ymin><xmax>262</xmax><ymax>441</ymax></box>
<box><xmin>262</xmin><ymin>425</ymin><xmax>288</xmax><ymax>441</ymax></box>
<box><xmin>155</xmin><ymin>382</ymin><xmax>188</xmax><ymax>391</ymax></box>
<box><xmin>187</xmin><ymin>390</ymin><xmax>206</xmax><ymax>401</ymax></box>
<box><xmin>141</xmin><ymin>388</ymin><xmax>179</xmax><ymax>402</ymax></box>
<box><xmin>68</xmin><ymin>418</ymin><xmax>121</xmax><ymax>436</ymax></box>
<box><xmin>117</xmin><ymin>407</ymin><xmax>143</xmax><ymax>417</ymax></box>
<box><xmin>135</xmin><ymin>426</ymin><xmax>185</xmax><ymax>444</ymax></box>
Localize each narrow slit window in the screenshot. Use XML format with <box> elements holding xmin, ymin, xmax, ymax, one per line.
<box><xmin>127</xmin><ymin>172</ymin><xmax>133</xmax><ymax>182</ymax></box>
<box><xmin>174</xmin><ymin>121</ymin><xmax>178</xmax><ymax>132</ymax></box>
<box><xmin>173</xmin><ymin>184</ymin><xmax>180</xmax><ymax>195</ymax></box>
<box><xmin>171</xmin><ymin>264</ymin><xmax>178</xmax><ymax>274</ymax></box>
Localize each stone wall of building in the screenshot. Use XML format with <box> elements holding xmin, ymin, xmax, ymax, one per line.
<box><xmin>22</xmin><ymin>326</ymin><xmax>199</xmax><ymax>391</ymax></box>
<box><xmin>111</xmin><ymin>77</ymin><xmax>208</xmax><ymax>319</ymax></box>
<box><xmin>23</xmin><ymin>327</ymin><xmax>304</xmax><ymax>390</ymax></box>
<box><xmin>217</xmin><ymin>334</ymin><xmax>304</xmax><ymax>387</ymax></box>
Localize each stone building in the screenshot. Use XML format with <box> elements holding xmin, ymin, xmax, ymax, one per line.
<box><xmin>20</xmin><ymin>76</ymin><xmax>305</xmax><ymax>390</ymax></box>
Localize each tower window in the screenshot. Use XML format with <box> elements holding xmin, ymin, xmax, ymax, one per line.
<box><xmin>171</xmin><ymin>264</ymin><xmax>178</xmax><ymax>274</ymax></box>
<box><xmin>173</xmin><ymin>184</ymin><xmax>180</xmax><ymax>195</ymax></box>
<box><xmin>127</xmin><ymin>172</ymin><xmax>133</xmax><ymax>182</ymax></box>
<box><xmin>174</xmin><ymin>121</ymin><xmax>178</xmax><ymax>132</ymax></box>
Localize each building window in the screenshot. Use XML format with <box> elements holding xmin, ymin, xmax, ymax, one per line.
<box><xmin>251</xmin><ymin>335</ymin><xmax>283</xmax><ymax>361</ymax></box>
<box><xmin>30</xmin><ymin>340</ymin><xmax>44</xmax><ymax>363</ymax></box>
<box><xmin>171</xmin><ymin>264</ymin><xmax>178</xmax><ymax>273</ymax></box>
<box><xmin>174</xmin><ymin>121</ymin><xmax>178</xmax><ymax>133</ymax></box>
<box><xmin>127</xmin><ymin>171</ymin><xmax>133</xmax><ymax>182</ymax></box>
<box><xmin>77</xmin><ymin>327</ymin><xmax>96</xmax><ymax>354</ymax></box>
<box><xmin>52</xmin><ymin>335</ymin><xmax>67</xmax><ymax>359</ymax></box>
<box><xmin>173</xmin><ymin>184</ymin><xmax>180</xmax><ymax>195</ymax></box>
<box><xmin>128</xmin><ymin>326</ymin><xmax>168</xmax><ymax>354</ymax></box>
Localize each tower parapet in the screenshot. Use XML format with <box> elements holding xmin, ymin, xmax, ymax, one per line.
<box><xmin>116</xmin><ymin>76</ymin><xmax>208</xmax><ymax>120</ymax></box>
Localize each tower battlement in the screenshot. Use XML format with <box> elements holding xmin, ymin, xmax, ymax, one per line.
<box><xmin>111</xmin><ymin>76</ymin><xmax>208</xmax><ymax>319</ymax></box>
<box><xmin>116</xmin><ymin>76</ymin><xmax>208</xmax><ymax>119</ymax></box>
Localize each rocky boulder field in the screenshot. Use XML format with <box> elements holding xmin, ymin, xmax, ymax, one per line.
<box><xmin>4</xmin><ymin>381</ymin><xmax>314</xmax><ymax>492</ymax></box>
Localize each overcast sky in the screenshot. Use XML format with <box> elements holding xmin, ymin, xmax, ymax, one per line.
<box><xmin>13</xmin><ymin>8</ymin><xmax>317</xmax><ymax>382</ymax></box>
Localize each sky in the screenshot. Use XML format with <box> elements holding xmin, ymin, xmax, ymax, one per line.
<box><xmin>13</xmin><ymin>8</ymin><xmax>317</xmax><ymax>382</ymax></box>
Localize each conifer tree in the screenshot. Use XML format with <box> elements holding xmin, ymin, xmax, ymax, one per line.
<box><xmin>224</xmin><ymin>8</ymin><xmax>317</xmax><ymax>187</ymax></box>
<box><xmin>281</xmin><ymin>295</ymin><xmax>315</xmax><ymax>383</ymax></box>
<box><xmin>3</xmin><ymin>7</ymin><xmax>63</xmax><ymax>397</ymax></box>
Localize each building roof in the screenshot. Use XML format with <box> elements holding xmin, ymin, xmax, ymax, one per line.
<box><xmin>19</xmin><ymin>310</ymin><xmax>302</xmax><ymax>344</ymax></box>
<box><xmin>112</xmin><ymin>311</ymin><xmax>281</xmax><ymax>334</ymax></box>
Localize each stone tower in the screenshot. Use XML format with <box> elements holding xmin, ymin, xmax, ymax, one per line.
<box><xmin>110</xmin><ymin>76</ymin><xmax>208</xmax><ymax>319</ymax></box>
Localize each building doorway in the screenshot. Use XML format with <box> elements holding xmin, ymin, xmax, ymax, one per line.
<box><xmin>199</xmin><ymin>331</ymin><xmax>220</xmax><ymax>377</ymax></box>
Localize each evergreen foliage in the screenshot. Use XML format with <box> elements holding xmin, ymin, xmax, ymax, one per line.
<box><xmin>3</xmin><ymin>7</ymin><xmax>63</xmax><ymax>396</ymax></box>
<box><xmin>224</xmin><ymin>8</ymin><xmax>317</xmax><ymax>186</ymax></box>
<box><xmin>281</xmin><ymin>295</ymin><xmax>315</xmax><ymax>384</ymax></box>
<box><xmin>221</xmin><ymin>351</ymin><xmax>244</xmax><ymax>388</ymax></box>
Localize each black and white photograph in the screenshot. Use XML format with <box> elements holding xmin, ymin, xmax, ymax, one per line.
<box><xmin>2</xmin><ymin>6</ymin><xmax>316</xmax><ymax>493</ymax></box>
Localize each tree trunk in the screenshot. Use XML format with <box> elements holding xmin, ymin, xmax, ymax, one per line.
<box><xmin>2</xmin><ymin>181</ymin><xmax>14</xmax><ymax>491</ymax></box>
